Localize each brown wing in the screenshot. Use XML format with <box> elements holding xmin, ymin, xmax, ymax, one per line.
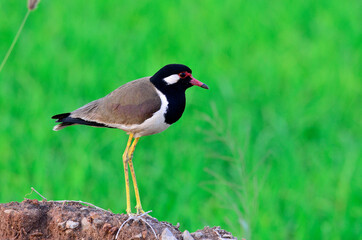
<box><xmin>70</xmin><ymin>77</ymin><xmax>161</xmax><ymax>125</ymax></box>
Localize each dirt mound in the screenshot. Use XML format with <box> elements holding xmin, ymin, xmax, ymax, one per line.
<box><xmin>0</xmin><ymin>199</ymin><xmax>237</xmax><ymax>240</ymax></box>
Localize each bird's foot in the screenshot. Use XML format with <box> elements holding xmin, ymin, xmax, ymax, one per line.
<box><xmin>135</xmin><ymin>205</ymin><xmax>145</xmax><ymax>215</ymax></box>
<box><xmin>126</xmin><ymin>207</ymin><xmax>132</xmax><ymax>215</ymax></box>
<box><xmin>115</xmin><ymin>210</ymin><xmax>156</xmax><ymax>239</ymax></box>
<box><xmin>124</xmin><ymin>208</ymin><xmax>145</xmax><ymax>216</ymax></box>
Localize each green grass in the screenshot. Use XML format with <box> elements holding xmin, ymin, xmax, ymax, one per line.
<box><xmin>0</xmin><ymin>0</ymin><xmax>360</xmax><ymax>239</ymax></box>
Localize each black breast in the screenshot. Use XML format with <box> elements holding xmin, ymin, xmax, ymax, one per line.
<box><xmin>149</xmin><ymin>77</ymin><xmax>187</xmax><ymax>125</ymax></box>
<box><xmin>164</xmin><ymin>91</ymin><xmax>186</xmax><ymax>125</ymax></box>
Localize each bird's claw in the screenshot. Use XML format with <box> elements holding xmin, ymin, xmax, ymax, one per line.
<box><xmin>136</xmin><ymin>206</ymin><xmax>144</xmax><ymax>215</ymax></box>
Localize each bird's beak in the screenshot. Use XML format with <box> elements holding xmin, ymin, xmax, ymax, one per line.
<box><xmin>190</xmin><ymin>76</ymin><xmax>209</xmax><ymax>89</ymax></box>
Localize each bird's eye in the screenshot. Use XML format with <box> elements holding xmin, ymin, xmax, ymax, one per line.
<box><xmin>179</xmin><ymin>72</ymin><xmax>187</xmax><ymax>78</ymax></box>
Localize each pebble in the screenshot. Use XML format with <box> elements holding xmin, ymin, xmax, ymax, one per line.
<box><xmin>132</xmin><ymin>233</ymin><xmax>143</xmax><ymax>239</ymax></box>
<box><xmin>93</xmin><ymin>218</ymin><xmax>104</xmax><ymax>227</ymax></box>
<box><xmin>58</xmin><ymin>221</ymin><xmax>66</xmax><ymax>230</ymax></box>
<box><xmin>193</xmin><ymin>232</ymin><xmax>204</xmax><ymax>238</ymax></box>
<box><xmin>161</xmin><ymin>228</ymin><xmax>177</xmax><ymax>240</ymax></box>
<box><xmin>66</xmin><ymin>220</ymin><xmax>79</xmax><ymax>229</ymax></box>
<box><xmin>81</xmin><ymin>217</ymin><xmax>92</xmax><ymax>231</ymax></box>
<box><xmin>182</xmin><ymin>230</ymin><xmax>194</xmax><ymax>240</ymax></box>
<box><xmin>4</xmin><ymin>209</ymin><xmax>17</xmax><ymax>214</ymax></box>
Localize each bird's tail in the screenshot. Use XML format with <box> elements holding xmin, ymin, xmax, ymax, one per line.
<box><xmin>51</xmin><ymin>113</ymin><xmax>73</xmax><ymax>131</ymax></box>
<box><xmin>51</xmin><ymin>112</ymin><xmax>108</xmax><ymax>131</ymax></box>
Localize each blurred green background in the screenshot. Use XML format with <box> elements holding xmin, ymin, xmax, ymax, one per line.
<box><xmin>0</xmin><ymin>0</ymin><xmax>361</xmax><ymax>239</ymax></box>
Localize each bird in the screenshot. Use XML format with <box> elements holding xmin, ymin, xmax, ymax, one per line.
<box><xmin>52</xmin><ymin>64</ymin><xmax>209</xmax><ymax>214</ymax></box>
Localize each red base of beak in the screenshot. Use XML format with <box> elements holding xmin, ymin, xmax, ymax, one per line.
<box><xmin>190</xmin><ymin>77</ymin><xmax>209</xmax><ymax>89</ymax></box>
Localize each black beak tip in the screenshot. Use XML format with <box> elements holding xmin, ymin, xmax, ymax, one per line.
<box><xmin>201</xmin><ymin>83</ymin><xmax>209</xmax><ymax>90</ymax></box>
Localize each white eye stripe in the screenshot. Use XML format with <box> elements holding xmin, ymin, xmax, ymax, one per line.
<box><xmin>163</xmin><ymin>74</ymin><xmax>180</xmax><ymax>85</ymax></box>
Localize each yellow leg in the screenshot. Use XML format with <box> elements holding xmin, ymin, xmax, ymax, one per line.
<box><xmin>128</xmin><ymin>137</ymin><xmax>144</xmax><ymax>214</ymax></box>
<box><xmin>123</xmin><ymin>133</ymin><xmax>133</xmax><ymax>214</ymax></box>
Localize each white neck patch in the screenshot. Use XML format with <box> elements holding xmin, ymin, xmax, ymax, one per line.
<box><xmin>163</xmin><ymin>74</ymin><xmax>180</xmax><ymax>85</ymax></box>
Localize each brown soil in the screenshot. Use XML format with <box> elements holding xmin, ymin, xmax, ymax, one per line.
<box><xmin>0</xmin><ymin>199</ymin><xmax>237</xmax><ymax>240</ymax></box>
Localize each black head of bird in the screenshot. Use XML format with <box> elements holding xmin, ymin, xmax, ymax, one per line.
<box><xmin>151</xmin><ymin>64</ymin><xmax>209</xmax><ymax>91</ymax></box>
<box><xmin>52</xmin><ymin>64</ymin><xmax>208</xmax><ymax>214</ymax></box>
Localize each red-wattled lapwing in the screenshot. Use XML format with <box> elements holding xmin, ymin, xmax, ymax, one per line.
<box><xmin>52</xmin><ymin>64</ymin><xmax>208</xmax><ymax>214</ymax></box>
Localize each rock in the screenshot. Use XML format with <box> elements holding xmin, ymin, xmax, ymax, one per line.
<box><xmin>161</xmin><ymin>228</ymin><xmax>177</xmax><ymax>240</ymax></box>
<box><xmin>193</xmin><ymin>231</ymin><xmax>204</xmax><ymax>238</ymax></box>
<box><xmin>93</xmin><ymin>218</ymin><xmax>104</xmax><ymax>227</ymax></box>
<box><xmin>131</xmin><ymin>233</ymin><xmax>142</xmax><ymax>239</ymax></box>
<box><xmin>0</xmin><ymin>200</ymin><xmax>238</xmax><ymax>239</ymax></box>
<box><xmin>3</xmin><ymin>209</ymin><xmax>17</xmax><ymax>214</ymax></box>
<box><xmin>182</xmin><ymin>230</ymin><xmax>194</xmax><ymax>240</ymax></box>
<box><xmin>81</xmin><ymin>217</ymin><xmax>92</xmax><ymax>231</ymax></box>
<box><xmin>66</xmin><ymin>220</ymin><xmax>79</xmax><ymax>229</ymax></box>
<box><xmin>223</xmin><ymin>233</ymin><xmax>234</xmax><ymax>238</ymax></box>
<box><xmin>58</xmin><ymin>221</ymin><xmax>66</xmax><ymax>230</ymax></box>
